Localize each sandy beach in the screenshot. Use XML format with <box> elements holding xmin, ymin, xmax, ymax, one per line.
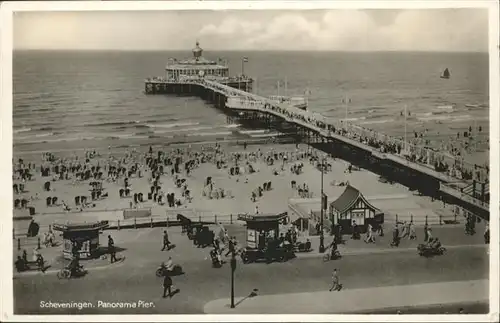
<box><xmin>12</xmin><ymin>136</ymin><xmax>458</xmax><ymax>238</ymax></box>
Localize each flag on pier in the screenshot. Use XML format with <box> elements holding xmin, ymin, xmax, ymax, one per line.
<box><xmin>243</xmin><ymin>57</ymin><xmax>249</xmax><ymax>62</ymax></box>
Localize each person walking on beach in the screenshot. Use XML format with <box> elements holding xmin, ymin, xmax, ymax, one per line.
<box><xmin>329</xmin><ymin>269</ymin><xmax>341</xmax><ymax>292</ymax></box>
<box><xmin>161</xmin><ymin>230</ymin><xmax>171</xmax><ymax>251</ymax></box>
<box><xmin>108</xmin><ymin>235</ymin><xmax>118</xmax><ymax>263</ymax></box>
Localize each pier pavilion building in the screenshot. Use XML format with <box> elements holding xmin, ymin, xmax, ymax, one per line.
<box><xmin>166</xmin><ymin>41</ymin><xmax>229</xmax><ymax>81</ymax></box>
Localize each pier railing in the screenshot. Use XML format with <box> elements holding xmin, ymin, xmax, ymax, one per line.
<box><xmin>141</xmin><ymin>77</ymin><xmax>489</xmax><ymax>210</ymax></box>
<box><xmin>200</xmin><ymin>79</ymin><xmax>488</xmax><ymax>184</ymax></box>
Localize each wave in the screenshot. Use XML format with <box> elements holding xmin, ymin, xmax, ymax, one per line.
<box><xmin>434</xmin><ymin>105</ymin><xmax>455</xmax><ymax>114</ymax></box>
<box><xmin>13</xmin><ymin>127</ymin><xmax>32</xmax><ymax>134</ymax></box>
<box><xmin>359</xmin><ymin>118</ymin><xmax>395</xmax><ymax>125</ymax></box>
<box><xmin>224</xmin><ymin>124</ymin><xmax>241</xmax><ymax>128</ymax></box>
<box><xmin>85</xmin><ymin>120</ymin><xmax>141</xmax><ymax>127</ymax></box>
<box><xmin>146</xmin><ymin>121</ymin><xmax>200</xmax><ymax>129</ymax></box>
<box><xmin>239</xmin><ymin>129</ymin><xmax>268</xmax><ymax>134</ymax></box>
<box><xmin>114</xmin><ymin>124</ymin><xmax>150</xmax><ymax>130</ymax></box>
<box><xmin>34</xmin><ymin>132</ymin><xmax>54</xmax><ymax>138</ymax></box>
<box><xmin>436</xmin><ymin>105</ymin><xmax>454</xmax><ymax>110</ymax></box>
<box><xmin>345</xmin><ymin>117</ymin><xmax>366</xmax><ymax>122</ymax></box>
<box><xmin>153</xmin><ymin>126</ymin><xmax>213</xmax><ymax>134</ymax></box>
<box><xmin>187</xmin><ymin>131</ymin><xmax>231</xmax><ymax>137</ymax></box>
<box><xmin>250</xmin><ymin>132</ymin><xmax>282</xmax><ymax>138</ymax></box>
<box><xmin>417</xmin><ymin>114</ymin><xmax>472</xmax><ymax>122</ymax></box>
<box><xmin>465</xmin><ymin>104</ymin><xmax>488</xmax><ymax>110</ymax></box>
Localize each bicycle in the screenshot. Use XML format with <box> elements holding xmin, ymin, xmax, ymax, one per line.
<box><xmin>323</xmin><ymin>250</ymin><xmax>341</xmax><ymax>262</ymax></box>
<box><xmin>56</xmin><ymin>268</ymin><xmax>71</xmax><ymax>280</ymax></box>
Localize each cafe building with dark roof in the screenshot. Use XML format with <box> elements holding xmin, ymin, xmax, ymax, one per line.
<box><xmin>328</xmin><ymin>185</ymin><xmax>384</xmax><ymax>234</ymax></box>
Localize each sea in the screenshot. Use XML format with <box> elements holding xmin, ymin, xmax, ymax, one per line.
<box><xmin>13</xmin><ymin>50</ymin><xmax>490</xmax><ymax>161</ymax></box>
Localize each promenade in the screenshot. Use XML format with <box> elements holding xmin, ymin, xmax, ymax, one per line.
<box><xmin>203</xmin><ymin>280</ymin><xmax>488</xmax><ymax>314</ymax></box>
<box><xmin>14</xmin><ymin>226</ymin><xmax>489</xmax><ymax>314</ymax></box>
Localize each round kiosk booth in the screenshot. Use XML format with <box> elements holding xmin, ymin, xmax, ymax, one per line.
<box><xmin>53</xmin><ymin>221</ymin><xmax>109</xmax><ymax>260</ymax></box>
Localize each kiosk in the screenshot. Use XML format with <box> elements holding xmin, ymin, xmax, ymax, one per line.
<box><xmin>53</xmin><ymin>221</ymin><xmax>109</xmax><ymax>260</ymax></box>
<box><xmin>237</xmin><ymin>212</ymin><xmax>294</xmax><ymax>263</ymax></box>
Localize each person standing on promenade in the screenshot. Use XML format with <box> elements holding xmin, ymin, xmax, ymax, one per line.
<box><xmin>364</xmin><ymin>224</ymin><xmax>375</xmax><ymax>243</ymax></box>
<box><xmin>163</xmin><ymin>274</ymin><xmax>173</xmax><ymax>298</ymax></box>
<box><xmin>161</xmin><ymin>230</ymin><xmax>171</xmax><ymax>251</ymax></box>
<box><xmin>377</xmin><ymin>223</ymin><xmax>384</xmax><ymax>237</ymax></box>
<box><xmin>329</xmin><ymin>269</ymin><xmax>341</xmax><ymax>292</ymax></box>
<box><xmin>108</xmin><ymin>235</ymin><xmax>117</xmax><ymax>263</ymax></box>
<box><xmin>426</xmin><ymin>225</ymin><xmax>433</xmax><ymax>241</ymax></box>
<box><xmin>391</xmin><ymin>224</ymin><xmax>400</xmax><ymax>247</ymax></box>
<box><xmin>404</xmin><ymin>221</ymin><xmax>411</xmax><ymax>238</ymax></box>
<box><xmin>225</xmin><ymin>237</ymin><xmax>235</xmax><ymax>257</ymax></box>
<box><xmin>409</xmin><ymin>222</ymin><xmax>417</xmax><ymax>240</ymax></box>
<box><xmin>484</xmin><ymin>223</ymin><xmax>490</xmax><ymax>244</ymax></box>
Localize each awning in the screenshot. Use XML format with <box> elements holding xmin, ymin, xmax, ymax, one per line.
<box><xmin>237</xmin><ymin>212</ymin><xmax>288</xmax><ymax>223</ymax></box>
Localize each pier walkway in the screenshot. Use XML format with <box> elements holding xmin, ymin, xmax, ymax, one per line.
<box><xmin>145</xmin><ymin>78</ymin><xmax>489</xmax><ymax>214</ymax></box>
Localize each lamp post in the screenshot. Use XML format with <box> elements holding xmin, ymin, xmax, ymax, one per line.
<box><xmin>230</xmin><ymin>243</ymin><xmax>236</xmax><ymax>308</ymax></box>
<box><xmin>319</xmin><ymin>157</ymin><xmax>326</xmax><ymax>253</ymax></box>
<box><xmin>241</xmin><ymin>57</ymin><xmax>249</xmax><ymax>92</ymax></box>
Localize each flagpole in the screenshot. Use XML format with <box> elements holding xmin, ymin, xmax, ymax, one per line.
<box><xmin>404</xmin><ymin>104</ymin><xmax>408</xmax><ymax>152</ymax></box>
<box><xmin>474</xmin><ymin>119</ymin><xmax>477</xmax><ymax>151</ymax></box>
<box><xmin>285</xmin><ymin>76</ymin><xmax>288</xmax><ymax>97</ymax></box>
<box><xmin>344</xmin><ymin>94</ymin><xmax>348</xmax><ymax>122</ymax></box>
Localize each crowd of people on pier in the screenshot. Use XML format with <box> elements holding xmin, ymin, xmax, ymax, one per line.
<box><xmin>253</xmin><ymin>101</ymin><xmax>488</xmax><ymax>183</ymax></box>
<box><xmin>187</xmin><ymin>78</ymin><xmax>489</xmax><ymax>188</ymax></box>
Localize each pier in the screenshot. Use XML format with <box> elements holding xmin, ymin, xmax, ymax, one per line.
<box><xmin>144</xmin><ymin>77</ymin><xmax>490</xmax><ymax>220</ymax></box>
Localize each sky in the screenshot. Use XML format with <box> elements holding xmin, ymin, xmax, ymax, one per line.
<box><xmin>13</xmin><ymin>8</ymin><xmax>489</xmax><ymax>52</ymax></box>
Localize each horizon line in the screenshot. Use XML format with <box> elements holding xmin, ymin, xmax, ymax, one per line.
<box><xmin>13</xmin><ymin>48</ymin><xmax>489</xmax><ymax>54</ymax></box>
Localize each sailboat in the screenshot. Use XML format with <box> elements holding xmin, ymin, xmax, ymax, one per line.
<box><xmin>440</xmin><ymin>68</ymin><xmax>450</xmax><ymax>79</ymax></box>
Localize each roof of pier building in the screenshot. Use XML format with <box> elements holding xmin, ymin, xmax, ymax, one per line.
<box><xmin>166</xmin><ymin>41</ymin><xmax>228</xmax><ymax>70</ymax></box>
